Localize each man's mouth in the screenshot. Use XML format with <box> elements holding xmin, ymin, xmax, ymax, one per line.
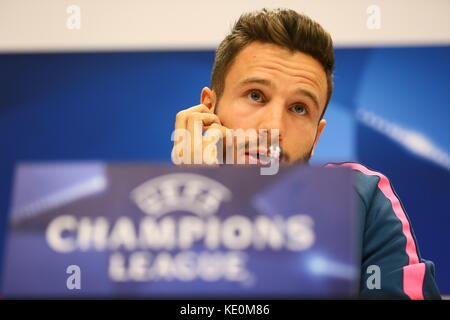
<box><xmin>244</xmin><ymin>148</ymin><xmax>272</xmax><ymax>165</ymax></box>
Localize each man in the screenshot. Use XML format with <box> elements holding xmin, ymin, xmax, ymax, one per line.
<box><xmin>172</xmin><ymin>8</ymin><xmax>441</xmax><ymax>299</ymax></box>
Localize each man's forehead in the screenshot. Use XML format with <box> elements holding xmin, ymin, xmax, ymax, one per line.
<box><xmin>235</xmin><ymin>42</ymin><xmax>323</xmax><ymax>71</ymax></box>
<box><xmin>227</xmin><ymin>42</ymin><xmax>328</xmax><ymax>105</ymax></box>
<box><xmin>238</xmin><ymin>41</ymin><xmax>295</xmax><ymax>60</ymax></box>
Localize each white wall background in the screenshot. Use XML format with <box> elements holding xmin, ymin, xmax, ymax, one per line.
<box><xmin>1</xmin><ymin>0</ymin><xmax>450</xmax><ymax>52</ymax></box>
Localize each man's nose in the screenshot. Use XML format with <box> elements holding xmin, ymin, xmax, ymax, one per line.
<box><xmin>257</xmin><ymin>100</ymin><xmax>285</xmax><ymax>142</ymax></box>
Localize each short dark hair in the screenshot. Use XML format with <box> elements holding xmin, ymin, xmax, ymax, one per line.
<box><xmin>211</xmin><ymin>8</ymin><xmax>335</xmax><ymax>118</ymax></box>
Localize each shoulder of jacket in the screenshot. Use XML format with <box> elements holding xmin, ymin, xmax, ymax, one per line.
<box><xmin>324</xmin><ymin>162</ymin><xmax>388</xmax><ymax>207</ymax></box>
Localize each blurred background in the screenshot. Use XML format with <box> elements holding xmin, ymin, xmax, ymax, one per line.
<box><xmin>0</xmin><ymin>0</ymin><xmax>449</xmax><ymax>294</ymax></box>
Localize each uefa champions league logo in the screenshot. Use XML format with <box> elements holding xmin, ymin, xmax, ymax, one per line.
<box><xmin>46</xmin><ymin>172</ymin><xmax>315</xmax><ymax>284</ymax></box>
<box><xmin>130</xmin><ymin>173</ymin><xmax>232</xmax><ymax>218</ymax></box>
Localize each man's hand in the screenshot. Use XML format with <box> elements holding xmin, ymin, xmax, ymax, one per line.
<box><xmin>172</xmin><ymin>104</ymin><xmax>227</xmax><ymax>165</ymax></box>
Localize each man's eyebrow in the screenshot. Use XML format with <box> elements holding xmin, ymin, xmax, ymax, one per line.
<box><xmin>237</xmin><ymin>77</ymin><xmax>321</xmax><ymax>111</ymax></box>
<box><xmin>237</xmin><ymin>77</ymin><xmax>272</xmax><ymax>88</ymax></box>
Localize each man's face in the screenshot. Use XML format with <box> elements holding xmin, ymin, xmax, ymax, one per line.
<box><xmin>203</xmin><ymin>41</ymin><xmax>328</xmax><ymax>164</ymax></box>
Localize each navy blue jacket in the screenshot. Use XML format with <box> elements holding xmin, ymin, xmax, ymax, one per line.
<box><xmin>327</xmin><ymin>162</ymin><xmax>441</xmax><ymax>299</ymax></box>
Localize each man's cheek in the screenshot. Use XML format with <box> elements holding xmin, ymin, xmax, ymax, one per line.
<box><xmin>286</xmin><ymin>137</ymin><xmax>312</xmax><ymax>159</ymax></box>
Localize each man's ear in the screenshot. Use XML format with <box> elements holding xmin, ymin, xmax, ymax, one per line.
<box><xmin>310</xmin><ymin>119</ymin><xmax>327</xmax><ymax>158</ymax></box>
<box><xmin>200</xmin><ymin>87</ymin><xmax>217</xmax><ymax>113</ymax></box>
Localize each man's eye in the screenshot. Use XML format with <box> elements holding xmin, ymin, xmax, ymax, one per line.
<box><xmin>290</xmin><ymin>104</ymin><xmax>306</xmax><ymax>115</ymax></box>
<box><xmin>248</xmin><ymin>90</ymin><xmax>263</xmax><ymax>102</ymax></box>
